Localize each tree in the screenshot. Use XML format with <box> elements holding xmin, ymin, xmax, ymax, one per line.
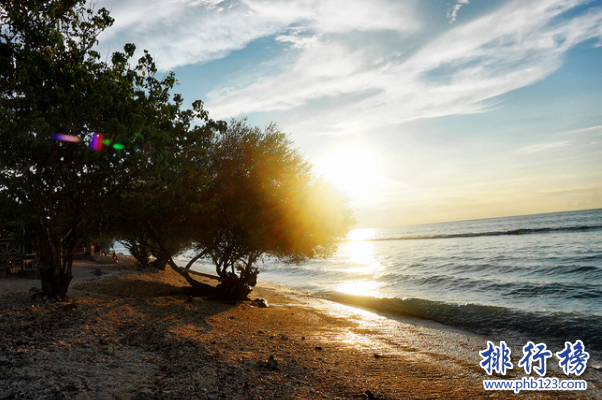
<box><xmin>167</xmin><ymin>119</ymin><xmax>355</xmax><ymax>301</ymax></box>
<box><xmin>109</xmin><ymin>172</ymin><xmax>205</xmax><ymax>271</ymax></box>
<box><xmin>106</xmin><ymin>99</ymin><xmax>221</xmax><ymax>271</ymax></box>
<box><xmin>0</xmin><ymin>0</ymin><xmax>217</xmax><ymax>300</ymax></box>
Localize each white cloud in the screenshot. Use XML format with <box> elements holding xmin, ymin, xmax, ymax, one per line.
<box><xmin>206</xmin><ymin>0</ymin><xmax>602</xmax><ymax>135</ymax></box>
<box><xmin>94</xmin><ymin>0</ymin><xmax>602</xmax><ymax>139</ymax></box>
<box><xmin>95</xmin><ymin>0</ymin><xmax>420</xmax><ymax>70</ymax></box>
<box><xmin>515</xmin><ymin>141</ymin><xmax>571</xmax><ymax>154</ymax></box>
<box><xmin>96</xmin><ymin>0</ymin><xmax>286</xmax><ymax>69</ymax></box>
<box><xmin>448</xmin><ymin>0</ymin><xmax>470</xmax><ymax>23</ymax></box>
<box><xmin>275</xmin><ymin>27</ymin><xmax>320</xmax><ymax>49</ymax></box>
<box><xmin>560</xmin><ymin>125</ymin><xmax>602</xmax><ymax>136</ymax></box>
<box><xmin>207</xmin><ymin>41</ymin><xmax>379</xmax><ymax>118</ymax></box>
<box><xmin>246</xmin><ymin>0</ymin><xmax>420</xmax><ymax>33</ymax></box>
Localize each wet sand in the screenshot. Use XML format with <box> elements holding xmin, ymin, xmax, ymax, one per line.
<box><xmin>0</xmin><ymin>261</ymin><xmax>600</xmax><ymax>399</ymax></box>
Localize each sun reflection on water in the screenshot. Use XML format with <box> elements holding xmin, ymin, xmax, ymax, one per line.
<box><xmin>346</xmin><ymin>227</ymin><xmax>379</xmax><ymax>241</ymax></box>
<box><xmin>337</xmin><ymin>228</ymin><xmax>384</xmax><ymax>296</ymax></box>
<box><xmin>341</xmin><ymin>241</ymin><xmax>379</xmax><ymax>268</ymax></box>
<box><xmin>337</xmin><ymin>279</ymin><xmax>383</xmax><ymax>296</ymax></box>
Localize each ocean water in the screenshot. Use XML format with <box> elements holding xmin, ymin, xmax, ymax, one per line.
<box><xmin>189</xmin><ymin>208</ymin><xmax>602</xmax><ymax>357</ymax></box>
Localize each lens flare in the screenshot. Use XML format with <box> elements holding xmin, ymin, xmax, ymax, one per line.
<box><xmin>53</xmin><ymin>133</ymin><xmax>81</xmax><ymax>143</ymax></box>
<box><xmin>90</xmin><ymin>133</ymin><xmax>103</xmax><ymax>152</ymax></box>
<box><xmin>53</xmin><ymin>132</ymin><xmax>130</xmax><ymax>153</ymax></box>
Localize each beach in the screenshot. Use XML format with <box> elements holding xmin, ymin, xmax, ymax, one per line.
<box><xmin>1</xmin><ymin>260</ymin><xmax>601</xmax><ymax>399</ymax></box>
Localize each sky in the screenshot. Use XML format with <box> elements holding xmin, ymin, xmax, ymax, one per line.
<box><xmin>94</xmin><ymin>0</ymin><xmax>602</xmax><ymax>228</ymax></box>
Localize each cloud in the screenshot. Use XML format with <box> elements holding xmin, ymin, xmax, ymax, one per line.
<box><xmin>448</xmin><ymin>0</ymin><xmax>470</xmax><ymax>23</ymax></box>
<box><xmin>275</xmin><ymin>27</ymin><xmax>321</xmax><ymax>49</ymax></box>
<box><xmin>97</xmin><ymin>0</ymin><xmax>286</xmax><ymax>69</ymax></box>
<box><xmin>559</xmin><ymin>125</ymin><xmax>602</xmax><ymax>136</ymax></box>
<box><xmin>515</xmin><ymin>141</ymin><xmax>571</xmax><ymax>154</ymax></box>
<box><xmin>207</xmin><ymin>40</ymin><xmax>380</xmax><ymax>118</ymax></box>
<box><xmin>206</xmin><ymin>0</ymin><xmax>602</xmax><ymax>135</ymax></box>
<box><xmin>246</xmin><ymin>0</ymin><xmax>421</xmax><ymax>34</ymax></box>
<box><xmin>96</xmin><ymin>0</ymin><xmax>602</xmax><ymax>138</ymax></box>
<box><xmin>96</xmin><ymin>0</ymin><xmax>420</xmax><ymax>71</ymax></box>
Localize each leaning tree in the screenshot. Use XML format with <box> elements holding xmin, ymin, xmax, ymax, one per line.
<box><xmin>0</xmin><ymin>0</ymin><xmax>218</xmax><ymax>300</ymax></box>
<box><xmin>167</xmin><ymin>119</ymin><xmax>356</xmax><ymax>301</ymax></box>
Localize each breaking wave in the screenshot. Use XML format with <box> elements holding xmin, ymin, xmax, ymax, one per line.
<box><xmin>350</xmin><ymin>225</ymin><xmax>602</xmax><ymax>242</ymax></box>
<box><xmin>325</xmin><ymin>293</ymin><xmax>602</xmax><ymax>352</ymax></box>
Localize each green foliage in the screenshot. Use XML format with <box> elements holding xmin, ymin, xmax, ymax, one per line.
<box><xmin>107</xmin><ymin>99</ymin><xmax>219</xmax><ymax>270</ymax></box>
<box><xmin>176</xmin><ymin>118</ymin><xmax>355</xmax><ymax>299</ymax></box>
<box><xmin>0</xmin><ymin>0</ymin><xmax>218</xmax><ymax>299</ymax></box>
<box><xmin>118</xmin><ymin>117</ymin><xmax>354</xmax><ymax>301</ymax></box>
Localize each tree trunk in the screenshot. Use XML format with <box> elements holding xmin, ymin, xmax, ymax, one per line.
<box><xmin>167</xmin><ymin>258</ymin><xmax>217</xmax><ymax>297</ymax></box>
<box><xmin>214</xmin><ymin>273</ymin><xmax>253</xmax><ymax>302</ymax></box>
<box><xmin>39</xmin><ymin>260</ymin><xmax>73</xmax><ymax>301</ymax></box>
<box><xmin>167</xmin><ymin>255</ymin><xmax>253</xmax><ymax>302</ymax></box>
<box><xmin>35</xmin><ymin>219</ymin><xmax>76</xmax><ymax>302</ymax></box>
<box><xmin>149</xmin><ymin>252</ymin><xmax>168</xmax><ymax>271</ymax></box>
<box><xmin>124</xmin><ymin>240</ymin><xmax>151</xmax><ymax>268</ymax></box>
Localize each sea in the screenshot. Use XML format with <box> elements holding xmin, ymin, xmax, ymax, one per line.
<box><xmin>184</xmin><ymin>208</ymin><xmax>602</xmax><ymax>358</ymax></box>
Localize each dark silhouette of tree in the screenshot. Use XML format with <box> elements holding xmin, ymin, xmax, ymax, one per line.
<box><xmin>0</xmin><ymin>0</ymin><xmax>218</xmax><ymax>300</ymax></box>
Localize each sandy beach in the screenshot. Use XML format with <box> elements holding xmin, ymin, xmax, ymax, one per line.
<box><xmin>1</xmin><ymin>260</ymin><xmax>600</xmax><ymax>399</ymax></box>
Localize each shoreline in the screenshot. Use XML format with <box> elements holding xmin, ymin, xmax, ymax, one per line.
<box><xmin>0</xmin><ymin>261</ymin><xmax>600</xmax><ymax>399</ymax></box>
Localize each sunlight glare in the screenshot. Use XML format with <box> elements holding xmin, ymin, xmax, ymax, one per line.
<box><xmin>337</xmin><ymin>279</ymin><xmax>382</xmax><ymax>296</ymax></box>
<box><xmin>340</xmin><ymin>240</ymin><xmax>378</xmax><ymax>268</ymax></box>
<box><xmin>336</xmin><ymin>235</ymin><xmax>385</xmax><ymax>297</ymax></box>
<box><xmin>338</xmin><ymin>234</ymin><xmax>383</xmax><ymax>275</ymax></box>
<box><xmin>347</xmin><ymin>228</ymin><xmax>378</xmax><ymax>241</ymax></box>
<box><xmin>316</xmin><ymin>144</ymin><xmax>382</xmax><ymax>199</ymax></box>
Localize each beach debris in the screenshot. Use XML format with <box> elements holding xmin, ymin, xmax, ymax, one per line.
<box><xmin>94</xmin><ymin>268</ymin><xmax>103</xmax><ymax>276</ymax></box>
<box><xmin>264</xmin><ymin>355</ymin><xmax>280</xmax><ymax>371</ymax></box>
<box><xmin>251</xmin><ymin>298</ymin><xmax>269</xmax><ymax>308</ymax></box>
<box><xmin>360</xmin><ymin>390</ymin><xmax>381</xmax><ymax>400</ymax></box>
<box><xmin>314</xmin><ymin>346</ymin><xmax>323</xmax><ymax>351</ymax></box>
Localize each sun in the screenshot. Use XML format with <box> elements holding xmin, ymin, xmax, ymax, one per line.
<box><xmin>315</xmin><ymin>144</ymin><xmax>382</xmax><ymax>199</ymax></box>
